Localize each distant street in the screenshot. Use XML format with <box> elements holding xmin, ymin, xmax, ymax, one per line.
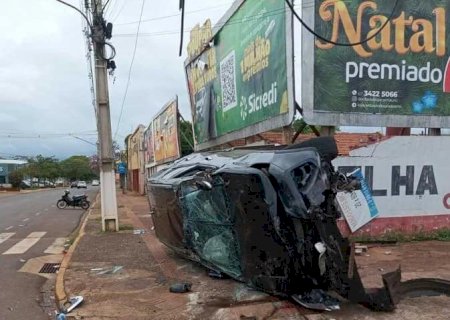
<box><xmin>0</xmin><ymin>187</ymin><xmax>98</xmax><ymax>320</ymax></box>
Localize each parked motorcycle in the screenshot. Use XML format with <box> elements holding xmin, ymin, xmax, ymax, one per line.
<box><xmin>57</xmin><ymin>190</ymin><xmax>90</xmax><ymax>210</ymax></box>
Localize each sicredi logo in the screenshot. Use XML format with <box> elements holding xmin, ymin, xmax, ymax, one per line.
<box><xmin>240</xmin><ymin>82</ymin><xmax>277</xmax><ymax>120</ymax></box>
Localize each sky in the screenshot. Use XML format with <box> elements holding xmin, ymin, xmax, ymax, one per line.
<box><xmin>0</xmin><ymin>0</ymin><xmax>382</xmax><ymax>160</ymax></box>
<box><xmin>0</xmin><ymin>0</ymin><xmax>236</xmax><ymax>159</ymax></box>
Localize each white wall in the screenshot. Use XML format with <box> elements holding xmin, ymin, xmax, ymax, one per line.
<box><xmin>333</xmin><ymin>136</ymin><xmax>450</xmax><ymax>218</ymax></box>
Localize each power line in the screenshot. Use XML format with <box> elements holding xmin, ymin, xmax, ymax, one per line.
<box><xmin>113</xmin><ymin>0</ymin><xmax>146</xmax><ymax>141</ymax></box>
<box><xmin>115</xmin><ymin>2</ymin><xmax>233</xmax><ymax>26</ymax></box>
<box><xmin>0</xmin><ymin>130</ymin><xmax>97</xmax><ymax>135</ymax></box>
<box><xmin>114</xmin><ymin>4</ymin><xmax>302</xmax><ymax>38</ymax></box>
<box><xmin>284</xmin><ymin>0</ymin><xmax>400</xmax><ymax>47</ymax></box>
<box><xmin>110</xmin><ymin>0</ymin><xmax>127</xmax><ymax>22</ymax></box>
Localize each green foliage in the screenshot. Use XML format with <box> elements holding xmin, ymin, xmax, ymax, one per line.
<box><xmin>352</xmin><ymin>228</ymin><xmax>450</xmax><ymax>243</ymax></box>
<box><xmin>292</xmin><ymin>118</ymin><xmax>316</xmax><ymax>134</ymax></box>
<box><xmin>23</xmin><ymin>155</ymin><xmax>60</xmax><ymax>182</ymax></box>
<box><xmin>60</xmin><ymin>155</ymin><xmax>96</xmax><ymax>181</ymax></box>
<box><xmin>8</xmin><ymin>170</ymin><xmax>23</xmax><ymax>188</ymax></box>
<box><xmin>180</xmin><ymin>120</ymin><xmax>194</xmax><ymax>156</ymax></box>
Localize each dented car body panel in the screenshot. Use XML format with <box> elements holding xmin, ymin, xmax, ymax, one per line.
<box><xmin>147</xmin><ymin>137</ymin><xmax>406</xmax><ymax>310</ymax></box>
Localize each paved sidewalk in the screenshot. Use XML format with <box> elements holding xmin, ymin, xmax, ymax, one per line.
<box><xmin>59</xmin><ymin>191</ymin><xmax>450</xmax><ymax>320</ymax></box>
<box><xmin>60</xmin><ymin>191</ymin><xmax>310</xmax><ymax>320</ymax></box>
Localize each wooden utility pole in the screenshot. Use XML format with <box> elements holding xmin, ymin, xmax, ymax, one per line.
<box><xmin>91</xmin><ymin>0</ymin><xmax>119</xmax><ymax>231</ymax></box>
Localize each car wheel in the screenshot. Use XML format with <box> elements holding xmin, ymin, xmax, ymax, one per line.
<box><xmin>57</xmin><ymin>200</ymin><xmax>67</xmax><ymax>209</ymax></box>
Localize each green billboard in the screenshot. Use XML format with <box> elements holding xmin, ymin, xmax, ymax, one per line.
<box><xmin>185</xmin><ymin>0</ymin><xmax>294</xmax><ymax>150</ymax></box>
<box><xmin>302</xmin><ymin>0</ymin><xmax>450</xmax><ymax>128</ymax></box>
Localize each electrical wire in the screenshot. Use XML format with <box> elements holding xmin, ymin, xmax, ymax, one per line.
<box><xmin>114</xmin><ymin>4</ymin><xmax>302</xmax><ymax>38</ymax></box>
<box><xmin>55</xmin><ymin>0</ymin><xmax>93</xmax><ymax>30</ymax></box>
<box><xmin>102</xmin><ymin>0</ymin><xmax>112</xmax><ymax>13</ymax></box>
<box><xmin>115</xmin><ymin>2</ymin><xmax>234</xmax><ymax>26</ymax></box>
<box><xmin>113</xmin><ymin>0</ymin><xmax>146</xmax><ymax>141</ymax></box>
<box><xmin>111</xmin><ymin>0</ymin><xmax>127</xmax><ymax>22</ymax></box>
<box><xmin>285</xmin><ymin>0</ymin><xmax>400</xmax><ymax>47</ymax></box>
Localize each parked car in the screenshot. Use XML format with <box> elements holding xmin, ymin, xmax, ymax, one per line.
<box><xmin>91</xmin><ymin>179</ymin><xmax>100</xmax><ymax>186</ymax></box>
<box><xmin>44</xmin><ymin>181</ymin><xmax>55</xmax><ymax>188</ymax></box>
<box><xmin>147</xmin><ymin>137</ymin><xmax>443</xmax><ymax>311</ymax></box>
<box><xmin>70</xmin><ymin>181</ymin><xmax>78</xmax><ymax>188</ymax></box>
<box><xmin>20</xmin><ymin>180</ymin><xmax>31</xmax><ymax>189</ymax></box>
<box><xmin>77</xmin><ymin>181</ymin><xmax>87</xmax><ymax>189</ymax></box>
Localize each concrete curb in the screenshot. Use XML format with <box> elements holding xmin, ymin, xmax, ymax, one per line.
<box><xmin>55</xmin><ymin>192</ymin><xmax>100</xmax><ymax>309</ymax></box>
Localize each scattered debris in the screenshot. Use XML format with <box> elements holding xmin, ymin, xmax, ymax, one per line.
<box><xmin>292</xmin><ymin>289</ymin><xmax>340</xmax><ymax>311</ymax></box>
<box><xmin>95</xmin><ymin>266</ymin><xmax>123</xmax><ymax>275</ymax></box>
<box><xmin>379</xmin><ymin>268</ymin><xmax>385</xmax><ymax>272</ymax></box>
<box><xmin>90</xmin><ymin>268</ymin><xmax>103</xmax><ymax>272</ymax></box>
<box><xmin>55</xmin><ymin>313</ymin><xmax>67</xmax><ymax>320</ymax></box>
<box><xmin>133</xmin><ymin>229</ymin><xmax>145</xmax><ymax>235</ymax></box>
<box><xmin>169</xmin><ymin>282</ymin><xmax>192</xmax><ymax>293</ymax></box>
<box><xmin>208</xmin><ymin>269</ymin><xmax>228</xmax><ymax>279</ymax></box>
<box><xmin>19</xmin><ymin>258</ymin><xmax>26</xmax><ymax>263</ymax></box>
<box><xmin>355</xmin><ymin>248</ymin><xmax>363</xmax><ymax>255</ymax></box>
<box><xmin>63</xmin><ymin>296</ymin><xmax>84</xmax><ymax>313</ymax></box>
<box><xmin>355</xmin><ymin>245</ymin><xmax>368</xmax><ymax>252</ymax></box>
<box><xmin>150</xmin><ymin>226</ymin><xmax>155</xmax><ymax>230</ymax></box>
<box><xmin>385</xmin><ymin>251</ymin><xmax>392</xmax><ymax>255</ymax></box>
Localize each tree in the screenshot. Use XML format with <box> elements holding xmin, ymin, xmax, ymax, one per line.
<box><xmin>60</xmin><ymin>156</ymin><xmax>96</xmax><ymax>181</ymax></box>
<box><xmin>23</xmin><ymin>155</ymin><xmax>60</xmax><ymax>183</ymax></box>
<box><xmin>8</xmin><ymin>170</ymin><xmax>23</xmax><ymax>188</ymax></box>
<box><xmin>292</xmin><ymin>118</ymin><xmax>339</xmax><ymax>135</ymax></box>
<box><xmin>292</xmin><ymin>118</ymin><xmax>316</xmax><ymax>134</ymax></box>
<box><xmin>179</xmin><ymin>120</ymin><xmax>194</xmax><ymax>156</ymax></box>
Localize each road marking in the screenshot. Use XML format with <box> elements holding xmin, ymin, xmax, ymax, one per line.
<box><xmin>22</xmin><ymin>218</ymin><xmax>30</xmax><ymax>222</ymax></box>
<box><xmin>5</xmin><ymin>226</ymin><xmax>13</xmax><ymax>231</ymax></box>
<box><xmin>35</xmin><ymin>212</ymin><xmax>41</xmax><ymax>216</ymax></box>
<box><xmin>3</xmin><ymin>232</ymin><xmax>46</xmax><ymax>255</ymax></box>
<box><xmin>44</xmin><ymin>238</ymin><xmax>66</xmax><ymax>254</ymax></box>
<box><xmin>0</xmin><ymin>233</ymin><xmax>15</xmax><ymax>244</ymax></box>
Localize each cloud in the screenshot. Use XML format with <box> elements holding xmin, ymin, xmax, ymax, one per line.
<box><xmin>4</xmin><ymin>0</ymin><xmax>332</xmax><ymax>158</ymax></box>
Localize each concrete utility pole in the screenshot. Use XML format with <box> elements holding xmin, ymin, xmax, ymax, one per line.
<box><xmin>91</xmin><ymin>0</ymin><xmax>119</xmax><ymax>231</ymax></box>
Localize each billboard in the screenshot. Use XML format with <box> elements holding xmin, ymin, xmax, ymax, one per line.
<box><xmin>302</xmin><ymin>0</ymin><xmax>450</xmax><ymax>128</ymax></box>
<box><xmin>152</xmin><ymin>98</ymin><xmax>181</xmax><ymax>164</ymax></box>
<box><xmin>185</xmin><ymin>0</ymin><xmax>294</xmax><ymax>150</ymax></box>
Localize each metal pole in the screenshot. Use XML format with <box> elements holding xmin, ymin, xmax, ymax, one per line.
<box><xmin>91</xmin><ymin>0</ymin><xmax>119</xmax><ymax>231</ymax></box>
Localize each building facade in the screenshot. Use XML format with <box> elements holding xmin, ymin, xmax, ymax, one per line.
<box><xmin>126</xmin><ymin>125</ymin><xmax>146</xmax><ymax>195</ymax></box>
<box><xmin>0</xmin><ymin>159</ymin><xmax>27</xmax><ymax>186</ymax></box>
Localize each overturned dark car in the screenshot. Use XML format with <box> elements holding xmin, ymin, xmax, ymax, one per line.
<box><xmin>147</xmin><ymin>137</ymin><xmax>450</xmax><ymax>311</ymax></box>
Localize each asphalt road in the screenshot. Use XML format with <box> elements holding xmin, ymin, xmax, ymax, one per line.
<box><xmin>0</xmin><ymin>187</ymin><xmax>98</xmax><ymax>320</ymax></box>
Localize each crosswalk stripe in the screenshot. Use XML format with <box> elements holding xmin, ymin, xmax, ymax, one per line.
<box><xmin>0</xmin><ymin>233</ymin><xmax>15</xmax><ymax>244</ymax></box>
<box><xmin>2</xmin><ymin>232</ymin><xmax>46</xmax><ymax>255</ymax></box>
<box><xmin>44</xmin><ymin>238</ymin><xmax>66</xmax><ymax>254</ymax></box>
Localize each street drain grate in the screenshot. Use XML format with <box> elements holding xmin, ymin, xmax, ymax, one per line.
<box><xmin>39</xmin><ymin>263</ymin><xmax>61</xmax><ymax>273</ymax></box>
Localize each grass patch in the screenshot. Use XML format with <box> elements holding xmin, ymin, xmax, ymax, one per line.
<box><xmin>119</xmin><ymin>224</ymin><xmax>134</xmax><ymax>231</ymax></box>
<box><xmin>352</xmin><ymin>228</ymin><xmax>450</xmax><ymax>243</ymax></box>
